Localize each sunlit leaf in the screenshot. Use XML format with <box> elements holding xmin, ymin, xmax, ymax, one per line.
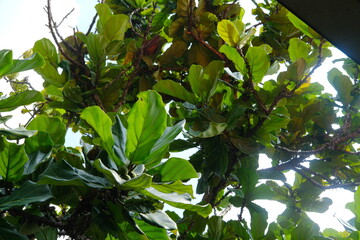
<box><xmin>0</xmin><ymin>137</ymin><xmax>28</xmax><ymax>182</ymax></box>
<box><xmin>155</xmin><ymin>158</ymin><xmax>198</xmax><ymax>181</ymax></box>
<box><xmin>33</xmin><ymin>38</ymin><xmax>59</xmax><ymax>66</ymax></box>
<box><xmin>27</xmin><ymin>116</ymin><xmax>66</xmax><ymax>146</ymax></box>
<box><xmin>219</xmin><ymin>45</ymin><xmax>246</xmax><ymax>74</ymax></box>
<box><xmin>126</xmin><ymin>90</ymin><xmax>167</xmax><ymax>164</ymax></box>
<box><xmin>0</xmin><ymin>90</ymin><xmax>44</xmax><ymax>112</ymax></box>
<box><xmin>288</xmin><ymin>38</ymin><xmax>311</xmax><ymax>63</ymax></box>
<box><xmin>217</xmin><ymin>20</ymin><xmax>240</xmax><ymax>46</ymax></box>
<box><xmin>246</xmin><ymin>46</ymin><xmax>270</xmax><ymax>83</ymax></box>
<box><xmin>143</xmin><ymin>120</ymin><xmax>185</xmax><ymax>166</ymax></box>
<box><xmin>153</xmin><ymin>80</ymin><xmax>197</xmax><ymax>104</ymax></box>
<box><xmin>81</xmin><ymin>106</ymin><xmax>122</xmax><ymax>166</ymax></box>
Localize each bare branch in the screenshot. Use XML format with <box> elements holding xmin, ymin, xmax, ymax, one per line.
<box><xmin>57</xmin><ymin>8</ymin><xmax>75</xmax><ymax>27</ymax></box>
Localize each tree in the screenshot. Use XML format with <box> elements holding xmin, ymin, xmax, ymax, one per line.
<box><xmin>0</xmin><ymin>0</ymin><xmax>360</xmax><ymax>239</ymax></box>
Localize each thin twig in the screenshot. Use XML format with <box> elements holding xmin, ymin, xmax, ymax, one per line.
<box><xmin>56</xmin><ymin>8</ymin><xmax>75</xmax><ymax>27</ymax></box>
<box><xmin>45</xmin><ymin>0</ymin><xmax>87</xmax><ymax>71</ymax></box>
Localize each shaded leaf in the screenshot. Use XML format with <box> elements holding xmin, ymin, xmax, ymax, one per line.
<box><xmin>0</xmin><ymin>218</ymin><xmax>27</xmax><ymax>240</ymax></box>
<box><xmin>0</xmin><ymin>127</ymin><xmax>36</xmax><ymax>140</ymax></box>
<box><xmin>291</xmin><ymin>219</ymin><xmax>320</xmax><ymax>240</ymax></box>
<box><xmin>112</xmin><ymin>115</ymin><xmax>130</xmax><ymax>165</ymax></box>
<box><xmin>38</xmin><ymin>159</ymin><xmax>111</xmax><ymax>188</ymax></box>
<box><xmin>189</xmin><ymin>122</ymin><xmax>227</xmax><ymax>138</ymax></box>
<box><xmin>0</xmin><ymin>181</ymin><xmax>52</xmax><ymax>210</ymax></box>
<box><xmin>139</xmin><ymin>210</ymin><xmax>177</xmax><ymax>230</ymax></box>
<box><xmin>139</xmin><ymin>187</ymin><xmax>212</xmax><ymax>218</ymax></box>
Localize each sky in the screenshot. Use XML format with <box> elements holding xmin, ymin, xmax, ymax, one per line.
<box><xmin>0</xmin><ymin>0</ymin><xmax>355</xmax><ymax>232</ymax></box>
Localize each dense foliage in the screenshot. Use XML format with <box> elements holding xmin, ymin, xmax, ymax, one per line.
<box><xmin>1</xmin><ymin>0</ymin><xmax>360</xmax><ymax>239</ymax></box>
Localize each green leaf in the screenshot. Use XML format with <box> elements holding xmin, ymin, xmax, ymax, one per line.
<box><xmin>5</xmin><ymin>53</ymin><xmax>45</xmax><ymax>75</ymax></box>
<box><xmin>25</xmin><ymin>131</ymin><xmax>53</xmax><ymax>154</ymax></box>
<box><xmin>246</xmin><ymin>46</ymin><xmax>270</xmax><ymax>83</ymax></box>
<box><xmin>139</xmin><ymin>210</ymin><xmax>177</xmax><ymax>230</ymax></box>
<box><xmin>33</xmin><ymin>38</ymin><xmax>59</xmax><ymax>66</ymax></box>
<box><xmin>0</xmin><ymin>218</ymin><xmax>28</xmax><ymax>240</ymax></box>
<box><xmin>207</xmin><ymin>216</ymin><xmax>225</xmax><ymax>240</ymax></box>
<box><xmin>0</xmin><ymin>181</ymin><xmax>52</xmax><ymax>210</ymax></box>
<box><xmin>155</xmin><ymin>158</ymin><xmax>198</xmax><ymax>181</ymax></box>
<box><xmin>134</xmin><ymin>219</ymin><xmax>169</xmax><ymax>240</ymax></box>
<box><xmin>0</xmin><ymin>127</ymin><xmax>36</xmax><ymax>140</ymax></box>
<box><xmin>217</xmin><ymin>20</ymin><xmax>240</xmax><ymax>46</ymax></box>
<box><xmin>94</xmin><ymin>159</ymin><xmax>125</xmax><ymax>186</ymax></box>
<box><xmin>38</xmin><ymin>159</ymin><xmax>111</xmax><ymax>188</ymax></box>
<box><xmin>27</xmin><ymin>116</ymin><xmax>66</xmax><ymax>146</ymax></box>
<box><xmin>219</xmin><ymin>45</ymin><xmax>246</xmax><ymax>74</ymax></box>
<box><xmin>300</xmin><ymin>197</ymin><xmax>333</xmax><ymax>213</ymax></box>
<box><xmin>35</xmin><ymin>62</ymin><xmax>66</xmax><ymax>87</ymax></box>
<box><xmin>177</xmin><ymin>0</ymin><xmax>190</xmax><ymax>17</ymax></box>
<box><xmin>24</xmin><ymin>132</ymin><xmax>53</xmax><ymax>175</ymax></box>
<box><xmin>34</xmin><ymin>227</ymin><xmax>57</xmax><ymax>240</ymax></box>
<box><xmin>126</xmin><ymin>90</ymin><xmax>167</xmax><ymax>164</ymax></box>
<box><xmin>103</xmin><ymin>14</ymin><xmax>129</xmax><ymax>42</ymax></box>
<box><xmin>152</xmin><ymin>181</ymin><xmax>194</xmax><ymax>197</ymax></box>
<box><xmin>0</xmin><ymin>90</ymin><xmax>44</xmax><ymax>112</ymax></box>
<box><xmin>249</xmin><ymin>205</ymin><xmax>268</xmax><ymax>240</ymax></box>
<box><xmin>0</xmin><ymin>137</ymin><xmax>28</xmax><ymax>182</ymax></box>
<box><xmin>0</xmin><ymin>49</ymin><xmax>13</xmax><ymax>76</ymax></box>
<box><xmin>82</xmin><ymin>33</ymin><xmax>107</xmax><ymax>64</ymax></box>
<box><xmin>355</xmin><ymin>187</ymin><xmax>360</xmax><ymax>229</ymax></box>
<box><xmin>0</xmin><ymin>115</ymin><xmax>12</xmax><ymax>124</ymax></box>
<box><xmin>153</xmin><ymin>80</ymin><xmax>197</xmax><ymax>104</ymax></box>
<box><xmin>81</xmin><ymin>106</ymin><xmax>122</xmax><ymax>167</ymax></box>
<box><xmin>143</xmin><ymin>120</ymin><xmax>185</xmax><ymax>166</ymax></box>
<box><xmin>112</xmin><ymin>115</ymin><xmax>130</xmax><ymax>165</ymax></box>
<box><xmin>230</xmin><ymin>136</ymin><xmax>261</xmax><ymax>155</ymax></box>
<box><xmin>287</xmin><ymin>12</ymin><xmax>320</xmax><ymax>39</ymax></box>
<box><xmin>288</xmin><ymin>38</ymin><xmax>311</xmax><ymax>63</ymax></box>
<box><xmin>189</xmin><ymin>122</ymin><xmax>227</xmax><ymax>138</ymax></box>
<box><xmin>139</xmin><ymin>187</ymin><xmax>212</xmax><ymax>218</ymax></box>
<box><xmin>121</xmin><ymin>173</ymin><xmax>152</xmax><ymax>190</ymax></box>
<box><xmin>327</xmin><ymin>68</ymin><xmax>354</xmax><ymax>106</ymax></box>
<box><xmin>291</xmin><ymin>219</ymin><xmax>320</xmax><ymax>240</ymax></box>
<box><xmin>95</xmin><ymin>4</ymin><xmax>113</xmax><ymax>31</ymax></box>
<box><xmin>188</xmin><ymin>61</ymin><xmax>224</xmax><ymax>102</ymax></box>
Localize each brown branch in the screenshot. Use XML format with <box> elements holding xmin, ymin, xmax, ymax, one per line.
<box><xmin>45</xmin><ymin>0</ymin><xmax>88</xmax><ymax>71</ymax></box>
<box><xmin>294</xmin><ymin>167</ymin><xmax>360</xmax><ymax>190</ymax></box>
<box><xmin>240</xmin><ymin>49</ymin><xmax>269</xmax><ymax>114</ymax></box>
<box><xmin>187</xmin><ymin>0</ymin><xmax>226</xmax><ymax>61</ymax></box>
<box><xmin>56</xmin><ymin>8</ymin><xmax>75</xmax><ymax>27</ymax></box>
<box><xmin>85</xmin><ymin>13</ymin><xmax>98</xmax><ymax>36</ymax></box>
